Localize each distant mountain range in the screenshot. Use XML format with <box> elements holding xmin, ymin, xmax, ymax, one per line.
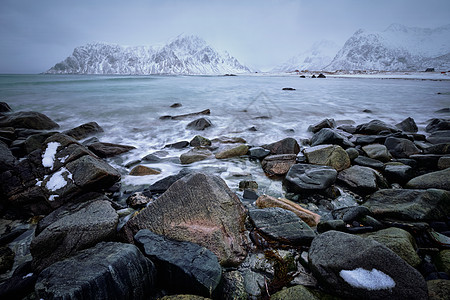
<box><xmin>45</xmin><ymin>35</ymin><xmax>251</xmax><ymax>75</ymax></box>
<box><xmin>274</xmin><ymin>23</ymin><xmax>450</xmax><ymax>72</ymax></box>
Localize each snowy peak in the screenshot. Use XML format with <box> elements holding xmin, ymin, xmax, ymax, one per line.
<box><xmin>45</xmin><ymin>35</ymin><xmax>251</xmax><ymax>75</ymax></box>
<box><xmin>326</xmin><ymin>23</ymin><xmax>450</xmax><ymax>71</ymax></box>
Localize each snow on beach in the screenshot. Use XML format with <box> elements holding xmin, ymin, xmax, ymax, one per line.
<box><xmin>340</xmin><ymin>268</ymin><xmax>396</xmax><ymax>290</ymax></box>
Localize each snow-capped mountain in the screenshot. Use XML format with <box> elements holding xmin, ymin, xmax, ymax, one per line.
<box><xmin>45</xmin><ymin>35</ymin><xmax>251</xmax><ymax>75</ymax></box>
<box><xmin>272</xmin><ymin>40</ymin><xmax>341</xmax><ymax>72</ymax></box>
<box><xmin>326</xmin><ymin>23</ymin><xmax>450</xmax><ymax>71</ymax></box>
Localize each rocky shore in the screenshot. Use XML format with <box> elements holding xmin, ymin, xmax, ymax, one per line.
<box><xmin>0</xmin><ymin>100</ymin><xmax>449</xmax><ymax>299</ymax></box>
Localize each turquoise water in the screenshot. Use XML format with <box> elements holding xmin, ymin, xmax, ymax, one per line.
<box><xmin>1</xmin><ymin>74</ymin><xmax>449</xmax><ymax>206</ymax></box>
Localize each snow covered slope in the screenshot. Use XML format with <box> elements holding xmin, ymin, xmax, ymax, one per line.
<box><xmin>272</xmin><ymin>40</ymin><xmax>341</xmax><ymax>72</ymax></box>
<box><xmin>326</xmin><ymin>24</ymin><xmax>450</xmax><ymax>71</ymax></box>
<box><xmin>45</xmin><ymin>35</ymin><xmax>251</xmax><ymax>75</ymax></box>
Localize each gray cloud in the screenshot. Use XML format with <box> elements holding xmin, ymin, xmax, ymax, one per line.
<box><xmin>1</xmin><ymin>0</ymin><xmax>449</xmax><ymax>73</ymax></box>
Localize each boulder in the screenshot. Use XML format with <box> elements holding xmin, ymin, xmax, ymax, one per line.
<box><xmin>364</xmin><ymin>188</ymin><xmax>450</xmax><ymax>221</ymax></box>
<box><xmin>358</xmin><ymin>227</ymin><xmax>421</xmax><ymax>268</ymax></box>
<box><xmin>338</xmin><ymin>124</ymin><xmax>357</xmax><ymax>134</ymax></box>
<box><xmin>406</xmin><ymin>168</ymin><xmax>450</xmax><ymax>190</ymax></box>
<box><xmin>384</xmin><ymin>137</ymin><xmax>421</xmax><ymax>158</ymax></box>
<box><xmin>0</xmin><ymin>111</ymin><xmax>59</xmax><ymax>130</ymax></box>
<box><xmin>438</xmin><ymin>156</ymin><xmax>450</xmax><ymax>169</ymax></box>
<box><xmin>149</xmin><ymin>169</ymin><xmax>191</xmax><ymax>193</ymax></box>
<box><xmin>180</xmin><ymin>148</ymin><xmax>213</xmax><ymax>164</ymax></box>
<box><xmin>362</xmin><ymin>144</ymin><xmax>391</xmax><ymax>162</ymax></box>
<box><xmin>255</xmin><ymin>195</ymin><xmax>320</xmax><ymax>227</ymax></box>
<box><xmin>35</xmin><ymin>242</ymin><xmax>156</xmax><ymax>300</ymax></box>
<box><xmin>63</xmin><ymin>122</ymin><xmax>104</xmax><ymax>140</ymax></box>
<box><xmin>30</xmin><ymin>199</ymin><xmax>119</xmax><ymax>272</ymax></box>
<box><xmin>186</xmin><ymin>118</ymin><xmax>212</xmax><ymax>130</ymax></box>
<box><xmin>126</xmin><ymin>191</ymin><xmax>152</xmax><ymax>209</ymax></box>
<box><xmin>190</xmin><ymin>135</ymin><xmax>212</xmax><ymax>147</ymax></box>
<box><xmin>261</xmin><ymin>154</ymin><xmax>297</xmax><ymax>176</ymax></box>
<box><xmin>0</xmin><ymin>102</ymin><xmax>12</xmax><ymax>113</ymax></box>
<box><xmin>262</xmin><ymin>137</ymin><xmax>300</xmax><ymax>155</ymax></box>
<box><xmin>211</xmin><ymin>136</ymin><xmax>246</xmax><ymax>144</ymax></box>
<box><xmin>310</xmin><ymin>128</ymin><xmax>354</xmax><ymax>148</ymax></box>
<box><xmin>283</xmin><ymin>163</ymin><xmax>337</xmax><ymax>195</ymax></box>
<box><xmin>0</xmin><ymin>141</ymin><xmax>16</xmax><ymax>172</ymax></box>
<box><xmin>427</xmin><ymin>280</ymin><xmax>450</xmax><ymax>300</ymax></box>
<box><xmin>238</xmin><ymin>180</ymin><xmax>258</xmax><ymax>190</ymax></box>
<box><xmin>165</xmin><ymin>141</ymin><xmax>190</xmax><ymax>149</ymax></box>
<box><xmin>395</xmin><ymin>117</ymin><xmax>418</xmax><ymax>133</ymax></box>
<box><xmin>309</xmin><ymin>231</ymin><xmax>428</xmax><ymax>300</ymax></box>
<box><xmin>129</xmin><ymin>165</ymin><xmax>161</xmax><ymax>176</ymax></box>
<box><xmin>346</xmin><ymin>148</ymin><xmax>359</xmax><ymax>160</ymax></box>
<box><xmin>23</xmin><ymin>131</ymin><xmax>58</xmax><ymax>155</ymax></box>
<box><xmin>428</xmin><ymin>130</ymin><xmax>450</xmax><ymax>144</ymax></box>
<box><xmin>356</xmin><ymin>120</ymin><xmax>399</xmax><ymax>135</ymax></box>
<box><xmin>122</xmin><ymin>173</ymin><xmax>248</xmax><ymax>267</ymax></box>
<box><xmin>426</xmin><ymin>118</ymin><xmax>450</xmax><ymax>133</ymax></box>
<box><xmin>337</xmin><ymin>165</ymin><xmax>388</xmax><ymax>194</ymax></box>
<box><xmin>384</xmin><ymin>163</ymin><xmax>414</xmax><ymax>184</ymax></box>
<box><xmin>353</xmin><ymin>156</ymin><xmax>384</xmax><ymax>170</ymax></box>
<box><xmin>248</xmin><ymin>207</ymin><xmax>316</xmax><ymax>246</ymax></box>
<box><xmin>248</xmin><ymin>147</ymin><xmax>270</xmax><ymax>159</ymax></box>
<box><xmin>410</xmin><ymin>154</ymin><xmax>442</xmax><ymax>169</ymax></box>
<box><xmin>424</xmin><ymin>143</ymin><xmax>450</xmax><ymax>155</ymax></box>
<box><xmin>355</xmin><ymin>135</ymin><xmax>387</xmax><ymax>145</ymax></box>
<box><xmin>215</xmin><ymin>144</ymin><xmax>249</xmax><ymax>159</ymax></box>
<box><xmin>304</xmin><ymin>144</ymin><xmax>350</xmax><ymax>171</ymax></box>
<box><xmin>88</xmin><ymin>142</ymin><xmax>135</xmax><ymax>158</ymax></box>
<box><xmin>135</xmin><ymin>229</ymin><xmax>222</xmax><ymax>297</ymax></box>
<box><xmin>308</xmin><ymin>118</ymin><xmax>336</xmax><ymax>133</ymax></box>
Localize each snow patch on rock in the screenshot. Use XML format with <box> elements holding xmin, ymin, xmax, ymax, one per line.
<box><xmin>339</xmin><ymin>268</ymin><xmax>396</xmax><ymax>290</ymax></box>
<box><xmin>42</xmin><ymin>142</ymin><xmax>60</xmax><ymax>169</ymax></box>
<box><xmin>45</xmin><ymin>167</ymin><xmax>73</xmax><ymax>192</ymax></box>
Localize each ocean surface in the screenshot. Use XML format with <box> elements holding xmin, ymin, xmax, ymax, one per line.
<box><xmin>1</xmin><ymin>74</ymin><xmax>449</xmax><ymax>213</ymax></box>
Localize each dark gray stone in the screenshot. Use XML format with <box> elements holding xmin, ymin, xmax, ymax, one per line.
<box><xmin>262</xmin><ymin>137</ymin><xmax>300</xmax><ymax>155</ymax></box>
<box><xmin>23</xmin><ymin>131</ymin><xmax>58</xmax><ymax>154</ymax></box>
<box><xmin>249</xmin><ymin>207</ymin><xmax>316</xmax><ymax>245</ymax></box>
<box><xmin>364</xmin><ymin>188</ymin><xmax>450</xmax><ymax>221</ymax></box>
<box><xmin>0</xmin><ymin>102</ymin><xmax>12</xmax><ymax>113</ymax></box>
<box><xmin>283</xmin><ymin>163</ymin><xmax>337</xmax><ymax>195</ymax></box>
<box><xmin>310</xmin><ymin>128</ymin><xmax>354</xmax><ymax>148</ymax></box>
<box><xmin>88</xmin><ymin>142</ymin><xmax>135</xmax><ymax>158</ymax></box>
<box><xmin>395</xmin><ymin>117</ymin><xmax>418</xmax><ymax>133</ymax></box>
<box><xmin>149</xmin><ymin>169</ymin><xmax>191</xmax><ymax>193</ymax></box>
<box><xmin>180</xmin><ymin>148</ymin><xmax>212</xmax><ymax>164</ymax></box>
<box><xmin>362</xmin><ymin>144</ymin><xmax>391</xmax><ymax>162</ymax></box>
<box><xmin>190</xmin><ymin>135</ymin><xmax>212</xmax><ymax>147</ymax></box>
<box><xmin>342</xmin><ymin>206</ymin><xmax>372</xmax><ymax>223</ymax></box>
<box><xmin>337</xmin><ymin>165</ymin><xmax>388</xmax><ymax>194</ymax></box>
<box><xmin>141</xmin><ymin>153</ymin><xmax>162</xmax><ymax>163</ymax></box>
<box><xmin>35</xmin><ymin>242</ymin><xmax>156</xmax><ymax>300</ymax></box>
<box><xmin>309</xmin><ymin>231</ymin><xmax>428</xmax><ymax>300</ymax></box>
<box><xmin>63</xmin><ymin>122</ymin><xmax>104</xmax><ymax>140</ymax></box>
<box><xmin>426</xmin><ymin>118</ymin><xmax>450</xmax><ymax>133</ymax></box>
<box><xmin>406</xmin><ymin>168</ymin><xmax>450</xmax><ymax>190</ymax></box>
<box><xmin>423</xmin><ymin>143</ymin><xmax>450</xmax><ymax>155</ymax></box>
<box><xmin>384</xmin><ymin>137</ymin><xmax>421</xmax><ymax>158</ymax></box>
<box><xmin>0</xmin><ymin>140</ymin><xmax>16</xmax><ymax>172</ymax></box>
<box><xmin>164</xmin><ymin>140</ymin><xmax>190</xmax><ymax>149</ymax></box>
<box><xmin>356</xmin><ymin>120</ymin><xmax>399</xmax><ymax>135</ymax></box>
<box><xmin>30</xmin><ymin>199</ymin><xmax>119</xmax><ymax>272</ymax></box>
<box><xmin>427</xmin><ymin>130</ymin><xmax>450</xmax><ymax>144</ymax></box>
<box><xmin>384</xmin><ymin>163</ymin><xmax>414</xmax><ymax>184</ymax></box>
<box><xmin>346</xmin><ymin>148</ymin><xmax>359</xmax><ymax>160</ymax></box>
<box><xmin>135</xmin><ymin>229</ymin><xmax>222</xmax><ymax>297</ymax></box>
<box><xmin>355</xmin><ymin>135</ymin><xmax>387</xmax><ymax>145</ymax></box>
<box><xmin>0</xmin><ymin>111</ymin><xmax>59</xmax><ymax>130</ymax></box>
<box><xmin>308</xmin><ymin>118</ymin><xmax>336</xmax><ymax>133</ymax></box>
<box><xmin>186</xmin><ymin>118</ymin><xmax>212</xmax><ymax>130</ymax></box>
<box><xmin>243</xmin><ymin>189</ymin><xmax>258</xmax><ymax>200</ymax></box>
<box><xmin>248</xmin><ymin>147</ymin><xmax>270</xmax><ymax>159</ymax></box>
<box><xmin>410</xmin><ymin>154</ymin><xmax>442</xmax><ymax>169</ymax></box>
<box><xmin>338</xmin><ymin>124</ymin><xmax>357</xmax><ymax>134</ymax></box>
<box><xmin>353</xmin><ymin>156</ymin><xmax>384</xmax><ymax>170</ymax></box>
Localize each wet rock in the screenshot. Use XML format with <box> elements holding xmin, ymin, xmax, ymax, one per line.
<box><xmin>129</xmin><ymin>165</ymin><xmax>161</xmax><ymax>176</ymax></box>
<box><xmin>126</xmin><ymin>191</ymin><xmax>152</xmax><ymax>209</ymax></box>
<box><xmin>0</xmin><ymin>102</ymin><xmax>12</xmax><ymax>113</ymax></box>
<box><xmin>428</xmin><ymin>130</ymin><xmax>450</xmax><ymax>144</ymax></box>
<box><xmin>180</xmin><ymin>148</ymin><xmax>213</xmax><ymax>164</ymax></box>
<box><xmin>406</xmin><ymin>168</ymin><xmax>450</xmax><ymax>190</ymax></box>
<box><xmin>122</xmin><ymin>173</ymin><xmax>248</xmax><ymax>267</ymax></box>
<box><xmin>170</xmin><ymin>103</ymin><xmax>182</xmax><ymax>108</ymax></box>
<box><xmin>35</xmin><ymin>242</ymin><xmax>156</xmax><ymax>300</ymax></box>
<box><xmin>346</xmin><ymin>147</ymin><xmax>359</xmax><ymax>160</ymax></box>
<box><xmin>438</xmin><ymin>156</ymin><xmax>450</xmax><ymax>169</ymax></box>
<box><xmin>149</xmin><ymin>169</ymin><xmax>191</xmax><ymax>193</ymax></box>
<box><xmin>384</xmin><ymin>137</ymin><xmax>421</xmax><ymax>158</ymax></box>
<box><xmin>427</xmin><ymin>279</ymin><xmax>450</xmax><ymax>300</ymax></box>
<box><xmin>342</xmin><ymin>206</ymin><xmax>371</xmax><ymax>224</ymax></box>
<box><xmin>356</xmin><ymin>119</ymin><xmax>399</xmax><ymax>135</ymax></box>
<box><xmin>215</xmin><ymin>144</ymin><xmax>249</xmax><ymax>159</ymax></box>
<box><xmin>0</xmin><ymin>261</ymin><xmax>37</xmax><ymax>300</ymax></box>
<box><xmin>141</xmin><ymin>153</ymin><xmax>162</xmax><ymax>163</ymax></box>
<box><xmin>426</xmin><ymin>118</ymin><xmax>450</xmax><ymax>133</ymax></box>
<box><xmin>362</xmin><ymin>144</ymin><xmax>391</xmax><ymax>162</ymax></box>
<box><xmin>395</xmin><ymin>117</ymin><xmax>418</xmax><ymax>133</ymax></box>
<box><xmin>165</xmin><ymin>140</ymin><xmax>190</xmax><ymax>149</ymax></box>
<box><xmin>355</xmin><ymin>135</ymin><xmax>387</xmax><ymax>145</ymax></box>
<box><xmin>318</xmin><ymin>73</ymin><xmax>326</xmax><ymax>78</ymax></box>
<box><xmin>435</xmin><ymin>250</ymin><xmax>450</xmax><ymax>275</ymax></box>
<box><xmin>248</xmin><ymin>147</ymin><xmax>270</xmax><ymax>159</ymax></box>
<box><xmin>262</xmin><ymin>137</ymin><xmax>300</xmax><ymax>155</ymax></box>
<box><xmin>255</xmin><ymin>195</ymin><xmax>320</xmax><ymax>227</ymax></box>
<box><xmin>30</xmin><ymin>199</ymin><xmax>119</xmax><ymax>272</ymax></box>
<box><xmin>309</xmin><ymin>231</ymin><xmax>428</xmax><ymax>300</ymax></box>
<box><xmin>337</xmin><ymin>165</ymin><xmax>388</xmax><ymax>194</ymax></box>
<box><xmin>63</xmin><ymin>122</ymin><xmax>103</xmax><ymax>140</ymax></box>
<box><xmin>221</xmin><ymin>270</ymin><xmax>247</xmax><ymax>300</ymax></box>
<box><xmin>424</xmin><ymin>143</ymin><xmax>450</xmax><ymax>155</ymax></box>
<box><xmin>0</xmin><ymin>141</ymin><xmax>16</xmax><ymax>172</ymax></box>
<box><xmin>304</xmin><ymin>144</ymin><xmax>350</xmax><ymax>171</ymax></box>
<box><xmin>135</xmin><ymin>229</ymin><xmax>222</xmax><ymax>297</ymax></box>
<box><xmin>186</xmin><ymin>118</ymin><xmax>212</xmax><ymax>130</ymax></box>
<box><xmin>271</xmin><ymin>285</ymin><xmax>324</xmax><ymax>300</ymax></box>
<box><xmin>190</xmin><ymin>135</ymin><xmax>212</xmax><ymax>147</ymax></box>
<box><xmin>249</xmin><ymin>207</ymin><xmax>316</xmax><ymax>246</ymax></box>
<box><xmin>211</xmin><ymin>136</ymin><xmax>246</xmax><ymax>144</ymax></box>
<box><xmin>22</xmin><ymin>131</ymin><xmax>58</xmax><ymax>155</ymax></box>
<box><xmin>310</xmin><ymin>128</ymin><xmax>354</xmax><ymax>148</ymax></box>
<box><xmin>242</xmin><ymin>189</ymin><xmax>258</xmax><ymax>200</ymax></box>
<box><xmin>238</xmin><ymin>180</ymin><xmax>258</xmax><ymax>190</ymax></box>
<box><xmin>261</xmin><ymin>154</ymin><xmax>297</xmax><ymax>176</ymax></box>
<box><xmin>0</xmin><ymin>246</ymin><xmax>14</xmax><ymax>274</ymax></box>
<box><xmin>283</xmin><ymin>163</ymin><xmax>337</xmax><ymax>195</ymax></box>
<box><xmin>162</xmin><ymin>109</ymin><xmax>210</xmax><ymax>120</ymax></box>
<box><xmin>88</xmin><ymin>142</ymin><xmax>135</xmax><ymax>158</ymax></box>
<box><xmin>358</xmin><ymin>227</ymin><xmax>421</xmax><ymax>268</ymax></box>
<box><xmin>317</xmin><ymin>219</ymin><xmax>346</xmax><ymax>233</ymax></box>
<box><xmin>364</xmin><ymin>188</ymin><xmax>450</xmax><ymax>221</ymax></box>
<box><xmin>308</xmin><ymin>118</ymin><xmax>336</xmax><ymax>133</ymax></box>
<box><xmin>384</xmin><ymin>163</ymin><xmax>414</xmax><ymax>184</ymax></box>
<box><xmin>353</xmin><ymin>156</ymin><xmax>384</xmax><ymax>170</ymax></box>
<box><xmin>0</xmin><ymin>111</ymin><xmax>59</xmax><ymax>130</ymax></box>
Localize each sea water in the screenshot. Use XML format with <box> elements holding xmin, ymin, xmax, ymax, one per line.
<box><xmin>1</xmin><ymin>74</ymin><xmax>449</xmax><ymax>210</ymax></box>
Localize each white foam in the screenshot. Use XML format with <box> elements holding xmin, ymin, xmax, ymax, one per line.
<box><xmin>22</xmin><ymin>273</ymin><xmax>33</xmax><ymax>279</ymax></box>
<box><xmin>42</xmin><ymin>142</ymin><xmax>60</xmax><ymax>170</ymax></box>
<box><xmin>340</xmin><ymin>268</ymin><xmax>396</xmax><ymax>290</ymax></box>
<box><xmin>49</xmin><ymin>195</ymin><xmax>59</xmax><ymax>201</ymax></box>
<box><xmin>46</xmin><ymin>167</ymin><xmax>72</xmax><ymax>192</ymax></box>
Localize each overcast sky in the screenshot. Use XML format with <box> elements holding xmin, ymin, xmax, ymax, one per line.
<box><xmin>1</xmin><ymin>0</ymin><xmax>449</xmax><ymax>73</ymax></box>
